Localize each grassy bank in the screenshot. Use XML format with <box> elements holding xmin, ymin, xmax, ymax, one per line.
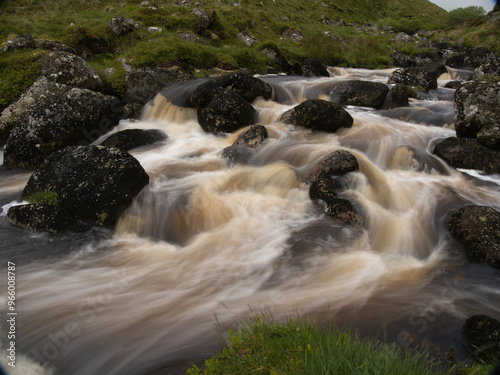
<box><xmin>187</xmin><ymin>317</ymin><xmax>494</xmax><ymax>375</ymax></box>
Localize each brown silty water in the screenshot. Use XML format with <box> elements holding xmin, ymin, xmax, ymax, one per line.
<box><xmin>1</xmin><ymin>68</ymin><xmax>499</xmax><ymax>374</ymax></box>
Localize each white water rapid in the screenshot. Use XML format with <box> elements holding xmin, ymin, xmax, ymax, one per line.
<box><xmin>1</xmin><ymin>68</ymin><xmax>499</xmax><ymax>375</ymax></box>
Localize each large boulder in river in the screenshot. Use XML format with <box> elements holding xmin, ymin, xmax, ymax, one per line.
<box><xmin>7</xmin><ymin>204</ymin><xmax>76</xmax><ymax>234</ymax></box>
<box><xmin>448</xmin><ymin>205</ymin><xmax>500</xmax><ymax>269</ymax></box>
<box><xmin>445</xmin><ymin>47</ymin><xmax>496</xmax><ymax>70</ymax></box>
<box><xmin>328</xmin><ymin>80</ymin><xmax>389</xmax><ymax>109</ymax></box>
<box><xmin>389</xmin><ymin>83</ymin><xmax>409</xmax><ymax>109</ymax></box>
<box><xmin>197</xmin><ymin>90</ymin><xmax>257</xmax><ymax>133</ymax></box>
<box><xmin>100</xmin><ymin>128</ymin><xmax>167</xmax><ymax>151</ymax></box>
<box><xmin>388</xmin><ymin>67</ymin><xmax>438</xmax><ymax>92</ymax></box>
<box><xmin>462</xmin><ymin>315</ymin><xmax>500</xmax><ymax>364</ymax></box>
<box><xmin>190</xmin><ymin>71</ymin><xmax>272</xmax><ymax>108</ymax></box>
<box><xmin>281</xmin><ymin>99</ymin><xmax>353</xmax><ymax>133</ymax></box>
<box><xmin>21</xmin><ymin>146</ymin><xmax>149</xmax><ymax>227</ymax></box>
<box><xmin>3</xmin><ymin>87</ymin><xmax>125</xmax><ymax>169</ymax></box>
<box><xmin>454</xmin><ymin>78</ymin><xmax>500</xmax><ymax>150</ymax></box>
<box><xmin>38</xmin><ymin>51</ymin><xmax>103</xmax><ymax>91</ymax></box>
<box><xmin>433</xmin><ymin>137</ymin><xmax>500</xmax><ymax>174</ymax></box>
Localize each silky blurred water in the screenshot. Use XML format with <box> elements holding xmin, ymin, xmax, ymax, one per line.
<box><xmin>1</xmin><ymin>68</ymin><xmax>499</xmax><ymax>375</ymax></box>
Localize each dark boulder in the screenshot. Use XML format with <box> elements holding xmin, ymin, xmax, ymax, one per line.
<box><xmin>4</xmin><ymin>87</ymin><xmax>125</xmax><ymax>169</ymax></box>
<box><xmin>303</xmin><ymin>150</ymin><xmax>358</xmax><ymax>183</ymax></box>
<box><xmin>454</xmin><ymin>78</ymin><xmax>500</xmax><ymax>149</ymax></box>
<box><xmin>190</xmin><ymin>71</ymin><xmax>272</xmax><ymax>109</ymax></box>
<box><xmin>2</xmin><ymin>34</ymin><xmax>36</xmax><ymax>52</ymax></box>
<box><xmin>100</xmin><ymin>129</ymin><xmax>167</xmax><ymax>151</ymax></box>
<box><xmin>38</xmin><ymin>51</ymin><xmax>103</xmax><ymax>91</ymax></box>
<box><xmin>388</xmin><ymin>67</ymin><xmax>438</xmax><ymax>92</ymax></box>
<box><xmin>22</xmin><ymin>146</ymin><xmax>149</xmax><ymax>227</ymax></box>
<box><xmin>448</xmin><ymin>205</ymin><xmax>500</xmax><ymax>269</ymax></box>
<box><xmin>473</xmin><ymin>60</ymin><xmax>500</xmax><ymax>80</ymax></box>
<box><xmin>107</xmin><ymin>15</ymin><xmax>140</xmax><ymax>36</ymax></box>
<box><xmin>391</xmin><ymin>51</ymin><xmax>411</xmax><ymax>68</ymax></box>
<box><xmin>389</xmin><ymin>84</ymin><xmax>409</xmax><ymax>109</ymax></box>
<box><xmin>433</xmin><ymin>137</ymin><xmax>500</xmax><ymax>174</ymax></box>
<box><xmin>445</xmin><ymin>47</ymin><xmax>496</xmax><ymax>70</ymax></box>
<box><xmin>232</xmin><ymin>124</ymin><xmax>268</xmax><ymax>148</ymax></box>
<box><xmin>409</xmin><ymin>51</ymin><xmax>442</xmax><ymax>67</ymax></box>
<box><xmin>462</xmin><ymin>315</ymin><xmax>500</xmax><ymax>364</ymax></box>
<box><xmin>7</xmin><ymin>204</ymin><xmax>76</xmax><ymax>234</ymax></box>
<box><xmin>301</xmin><ymin>59</ymin><xmax>329</xmax><ymax>77</ymax></box>
<box><xmin>197</xmin><ymin>91</ymin><xmax>257</xmax><ymax>133</ymax></box>
<box><xmin>281</xmin><ymin>99</ymin><xmax>353</xmax><ymax>133</ymax></box>
<box><xmin>122</xmin><ymin>62</ymin><xmax>192</xmax><ymax>117</ymax></box>
<box><xmin>328</xmin><ymin>80</ymin><xmax>389</xmax><ymax>109</ymax></box>
<box><xmin>309</xmin><ymin>178</ymin><xmax>340</xmax><ymax>202</ymax></box>
<box><xmin>35</xmin><ymin>40</ymin><xmax>77</xmax><ymax>54</ymax></box>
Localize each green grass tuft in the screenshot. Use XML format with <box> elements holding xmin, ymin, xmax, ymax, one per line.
<box><xmin>25</xmin><ymin>189</ymin><xmax>59</xmax><ymax>206</ymax></box>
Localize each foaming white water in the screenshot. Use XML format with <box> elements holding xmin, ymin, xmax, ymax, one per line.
<box><xmin>1</xmin><ymin>72</ymin><xmax>500</xmax><ymax>375</ymax></box>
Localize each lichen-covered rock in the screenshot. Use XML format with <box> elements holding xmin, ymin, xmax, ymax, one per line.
<box><xmin>191</xmin><ymin>8</ymin><xmax>211</xmax><ymax>33</ymax></box>
<box><xmin>100</xmin><ymin>129</ymin><xmax>167</xmax><ymax>151</ymax></box>
<box><xmin>445</xmin><ymin>47</ymin><xmax>496</xmax><ymax>70</ymax></box>
<box><xmin>0</xmin><ymin>77</ymin><xmax>58</xmax><ymax>146</ymax></box>
<box><xmin>190</xmin><ymin>71</ymin><xmax>272</xmax><ymax>109</ymax></box>
<box><xmin>259</xmin><ymin>45</ymin><xmax>290</xmax><ymax>73</ymax></box>
<box><xmin>388</xmin><ymin>67</ymin><xmax>438</xmax><ymax>92</ymax></box>
<box><xmin>328</xmin><ymin>80</ymin><xmax>390</xmax><ymax>109</ymax></box>
<box><xmin>454</xmin><ymin>78</ymin><xmax>500</xmax><ymax>149</ymax></box>
<box><xmin>309</xmin><ymin>178</ymin><xmax>340</xmax><ymax>202</ymax></box>
<box><xmin>7</xmin><ymin>204</ymin><xmax>76</xmax><ymax>233</ymax></box>
<box><xmin>179</xmin><ymin>33</ymin><xmax>206</xmax><ymax>45</ymax></box>
<box><xmin>3</xmin><ymin>87</ymin><xmax>125</xmax><ymax>169</ymax></box>
<box><xmin>448</xmin><ymin>205</ymin><xmax>500</xmax><ymax>269</ymax></box>
<box><xmin>433</xmin><ymin>137</ymin><xmax>500</xmax><ymax>174</ymax></box>
<box><xmin>21</xmin><ymin>146</ymin><xmax>149</xmax><ymax>227</ymax></box>
<box><xmin>38</xmin><ymin>51</ymin><xmax>103</xmax><ymax>91</ymax></box>
<box><xmin>237</xmin><ymin>32</ymin><xmax>259</xmax><ymax>47</ymax></box>
<box><xmin>121</xmin><ymin>61</ymin><xmax>192</xmax><ymax>117</ymax></box>
<box><xmin>389</xmin><ymin>83</ymin><xmax>409</xmax><ymax>109</ymax></box>
<box><xmin>324</xmin><ymin>197</ymin><xmax>364</xmax><ymax>226</ymax></box>
<box><xmin>473</xmin><ymin>60</ymin><xmax>500</xmax><ymax>79</ymax></box>
<box><xmin>282</xmin><ymin>28</ymin><xmax>304</xmax><ymax>42</ymax></box>
<box><xmin>303</xmin><ymin>150</ymin><xmax>359</xmax><ymax>183</ymax></box>
<box><xmin>462</xmin><ymin>315</ymin><xmax>500</xmax><ymax>364</ymax></box>
<box><xmin>35</xmin><ymin>40</ymin><xmax>77</xmax><ymax>54</ymax></box>
<box><xmin>198</xmin><ymin>91</ymin><xmax>257</xmax><ymax>133</ymax></box>
<box><xmin>107</xmin><ymin>15</ymin><xmax>140</xmax><ymax>36</ymax></box>
<box><xmin>281</xmin><ymin>99</ymin><xmax>353</xmax><ymax>133</ymax></box>
<box><xmin>300</xmin><ymin>59</ymin><xmax>329</xmax><ymax>78</ymax></box>
<box><xmin>2</xmin><ymin>34</ymin><xmax>36</xmax><ymax>52</ymax></box>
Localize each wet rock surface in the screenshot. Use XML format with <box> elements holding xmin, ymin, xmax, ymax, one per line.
<box><xmin>328</xmin><ymin>80</ymin><xmax>389</xmax><ymax>109</ymax></box>
<box><xmin>232</xmin><ymin>124</ymin><xmax>268</xmax><ymax>149</ymax></box>
<box><xmin>303</xmin><ymin>150</ymin><xmax>359</xmax><ymax>183</ymax></box>
<box><xmin>388</xmin><ymin>67</ymin><xmax>438</xmax><ymax>92</ymax></box>
<box><xmin>100</xmin><ymin>129</ymin><xmax>167</xmax><ymax>151</ymax></box>
<box><xmin>433</xmin><ymin>137</ymin><xmax>500</xmax><ymax>174</ymax></box>
<box><xmin>21</xmin><ymin>145</ymin><xmax>150</xmax><ymax>227</ymax></box>
<box><xmin>281</xmin><ymin>99</ymin><xmax>353</xmax><ymax>133</ymax></box>
<box><xmin>462</xmin><ymin>315</ymin><xmax>500</xmax><ymax>364</ymax></box>
<box><xmin>448</xmin><ymin>205</ymin><xmax>500</xmax><ymax>269</ymax></box>
<box><xmin>7</xmin><ymin>204</ymin><xmax>76</xmax><ymax>233</ymax></box>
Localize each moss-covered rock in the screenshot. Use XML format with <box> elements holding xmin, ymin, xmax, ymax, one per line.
<box><xmin>462</xmin><ymin>315</ymin><xmax>500</xmax><ymax>364</ymax></box>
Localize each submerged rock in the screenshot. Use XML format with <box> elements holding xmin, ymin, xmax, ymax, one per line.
<box><xmin>462</xmin><ymin>315</ymin><xmax>500</xmax><ymax>364</ymax></box>
<box><xmin>454</xmin><ymin>78</ymin><xmax>500</xmax><ymax>150</ymax></box>
<box><xmin>433</xmin><ymin>137</ymin><xmax>500</xmax><ymax>174</ymax></box>
<box><xmin>232</xmin><ymin>124</ymin><xmax>268</xmax><ymax>148</ymax></box>
<box><xmin>190</xmin><ymin>71</ymin><xmax>272</xmax><ymax>108</ymax></box>
<box><xmin>328</xmin><ymin>80</ymin><xmax>389</xmax><ymax>109</ymax></box>
<box><xmin>7</xmin><ymin>204</ymin><xmax>76</xmax><ymax>234</ymax></box>
<box><xmin>101</xmin><ymin>129</ymin><xmax>167</xmax><ymax>151</ymax></box>
<box><xmin>198</xmin><ymin>90</ymin><xmax>257</xmax><ymax>133</ymax></box>
<box><xmin>448</xmin><ymin>205</ymin><xmax>500</xmax><ymax>269</ymax></box>
<box><xmin>281</xmin><ymin>99</ymin><xmax>353</xmax><ymax>133</ymax></box>
<box><xmin>22</xmin><ymin>146</ymin><xmax>149</xmax><ymax>227</ymax></box>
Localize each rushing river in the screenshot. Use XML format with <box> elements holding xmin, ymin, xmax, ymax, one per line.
<box><xmin>1</xmin><ymin>68</ymin><xmax>500</xmax><ymax>374</ymax></box>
